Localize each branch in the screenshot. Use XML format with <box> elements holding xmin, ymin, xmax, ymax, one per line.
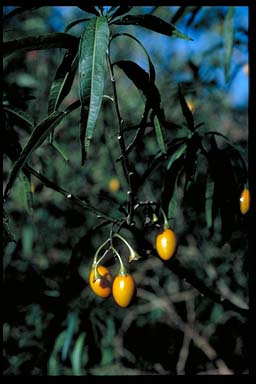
<box><xmin>106</xmin><ymin>50</ymin><xmax>135</xmax><ymax>225</ymax></box>
<box><xmin>124</xmin><ymin>225</ymin><xmax>249</xmax><ymax>317</ymax></box>
<box><xmin>24</xmin><ymin>165</ymin><xmax>121</xmax><ymax>223</ymax></box>
<box><xmin>3</xmin><ymin>33</ymin><xmax>79</xmax><ymax>57</ymax></box>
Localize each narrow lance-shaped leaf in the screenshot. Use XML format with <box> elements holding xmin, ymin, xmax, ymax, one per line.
<box><xmin>4</xmin><ymin>105</ymin><xmax>35</xmax><ymax>131</ymax></box>
<box><xmin>61</xmin><ymin>311</ymin><xmax>79</xmax><ymax>362</ymax></box>
<box><xmin>205</xmin><ymin>175</ymin><xmax>215</xmax><ymax>230</ymax></box>
<box><xmin>111</xmin><ymin>32</ymin><xmax>156</xmax><ymax>83</ymax></box>
<box><xmin>178</xmin><ymin>84</ymin><xmax>194</xmax><ymax>132</ymax></box>
<box><xmin>112</xmin><ymin>14</ymin><xmax>193</xmax><ymax>41</ymax></box>
<box><xmin>167</xmin><ymin>142</ymin><xmax>187</xmax><ymax>170</ymax></box>
<box><xmin>184</xmin><ymin>132</ymin><xmax>201</xmax><ymax>191</ymax></box>
<box><xmin>64</xmin><ymin>18</ymin><xmax>90</xmax><ymax>34</ymax></box>
<box><xmin>109</xmin><ymin>6</ymin><xmax>133</xmax><ymax>21</ymax></box>
<box><xmin>168</xmin><ymin>178</ymin><xmax>178</xmax><ymax>228</ymax></box>
<box><xmin>48</xmin><ymin>50</ymin><xmax>78</xmax><ymax>114</ymax></box>
<box><xmin>18</xmin><ymin>172</ymin><xmax>33</xmax><ymax>215</ymax></box>
<box><xmin>78</xmin><ymin>16</ymin><xmax>110</xmax><ymax>164</ymax></box>
<box><xmin>48</xmin><ymin>330</ymin><xmax>67</xmax><ymax>375</ymax></box>
<box><xmin>3</xmin><ymin>210</ymin><xmax>16</xmax><ymax>246</ymax></box>
<box><xmin>114</xmin><ymin>60</ymin><xmax>161</xmax><ymax>109</ymax></box>
<box><xmin>3</xmin><ymin>6</ymin><xmax>43</xmax><ymax>21</ymax></box>
<box><xmin>161</xmin><ymin>157</ymin><xmax>184</xmax><ymax>216</ymax></box>
<box><xmin>152</xmin><ymin>114</ymin><xmax>167</xmax><ymax>155</ymax></box>
<box><xmin>223</xmin><ymin>7</ymin><xmax>235</xmax><ymax>82</ymax></box>
<box><xmin>78</xmin><ymin>6</ymin><xmax>100</xmax><ymax>16</ymax></box>
<box><xmin>71</xmin><ymin>332</ymin><xmax>87</xmax><ymax>375</ymax></box>
<box><xmin>3</xmin><ymin>33</ymin><xmax>79</xmax><ymax>57</ymax></box>
<box><xmin>3</xmin><ymin>100</ymin><xmax>80</xmax><ymax>201</ymax></box>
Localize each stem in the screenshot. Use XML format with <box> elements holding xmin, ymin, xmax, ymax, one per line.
<box><xmin>113</xmin><ymin>233</ymin><xmax>141</xmax><ymax>263</ymax></box>
<box><xmin>113</xmin><ymin>233</ymin><xmax>133</xmax><ymax>254</ymax></box>
<box><xmin>106</xmin><ymin>48</ymin><xmax>135</xmax><ymax>225</ymax></box>
<box><xmin>25</xmin><ymin>165</ymin><xmax>121</xmax><ymax>223</ymax></box>
<box><xmin>92</xmin><ymin>238</ymin><xmax>111</xmax><ymax>281</ymax></box>
<box><xmin>160</xmin><ymin>207</ymin><xmax>169</xmax><ymax>230</ymax></box>
<box><xmin>110</xmin><ymin>246</ymin><xmax>127</xmax><ymax>275</ymax></box>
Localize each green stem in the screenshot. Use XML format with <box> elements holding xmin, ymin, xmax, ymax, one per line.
<box><xmin>110</xmin><ymin>246</ymin><xmax>127</xmax><ymax>275</ymax></box>
<box><xmin>106</xmin><ymin>48</ymin><xmax>135</xmax><ymax>225</ymax></box>
<box><xmin>160</xmin><ymin>207</ymin><xmax>169</xmax><ymax>230</ymax></box>
<box><xmin>93</xmin><ymin>238</ymin><xmax>110</xmax><ymax>266</ymax></box>
<box><xmin>113</xmin><ymin>232</ymin><xmax>139</xmax><ymax>261</ymax></box>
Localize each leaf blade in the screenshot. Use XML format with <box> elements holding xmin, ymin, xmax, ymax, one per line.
<box><xmin>153</xmin><ymin>114</ymin><xmax>167</xmax><ymax>155</ymax></box>
<box><xmin>223</xmin><ymin>7</ymin><xmax>235</xmax><ymax>82</ymax></box>
<box><xmin>178</xmin><ymin>84</ymin><xmax>195</xmax><ymax>132</ymax></box>
<box><xmin>78</xmin><ymin>16</ymin><xmax>110</xmax><ymax>163</ymax></box>
<box><xmin>3</xmin><ymin>100</ymin><xmax>80</xmax><ymax>201</ymax></box>
<box><xmin>112</xmin><ymin>14</ymin><xmax>193</xmax><ymax>41</ymax></box>
<box><xmin>48</xmin><ymin>50</ymin><xmax>78</xmax><ymax>114</ymax></box>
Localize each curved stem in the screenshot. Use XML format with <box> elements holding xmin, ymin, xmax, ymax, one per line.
<box><xmin>106</xmin><ymin>48</ymin><xmax>135</xmax><ymax>225</ymax></box>
<box><xmin>160</xmin><ymin>207</ymin><xmax>169</xmax><ymax>230</ymax></box>
<box><xmin>25</xmin><ymin>165</ymin><xmax>121</xmax><ymax>223</ymax></box>
<box><xmin>93</xmin><ymin>238</ymin><xmax>110</xmax><ymax>266</ymax></box>
<box><xmin>110</xmin><ymin>246</ymin><xmax>127</xmax><ymax>275</ymax></box>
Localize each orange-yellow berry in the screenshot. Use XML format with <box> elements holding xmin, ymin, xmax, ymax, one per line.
<box><xmin>156</xmin><ymin>228</ymin><xmax>177</xmax><ymax>261</ymax></box>
<box><xmin>240</xmin><ymin>188</ymin><xmax>250</xmax><ymax>215</ymax></box>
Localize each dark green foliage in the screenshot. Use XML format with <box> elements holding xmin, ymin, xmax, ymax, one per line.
<box><xmin>3</xmin><ymin>5</ymin><xmax>248</xmax><ymax>376</ymax></box>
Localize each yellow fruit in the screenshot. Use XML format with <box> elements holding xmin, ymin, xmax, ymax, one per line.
<box><xmin>89</xmin><ymin>265</ymin><xmax>113</xmax><ymax>298</ymax></box>
<box><xmin>112</xmin><ymin>273</ymin><xmax>136</xmax><ymax>308</ymax></box>
<box><xmin>240</xmin><ymin>188</ymin><xmax>250</xmax><ymax>215</ymax></box>
<box><xmin>156</xmin><ymin>228</ymin><xmax>177</xmax><ymax>260</ymax></box>
<box><xmin>108</xmin><ymin>178</ymin><xmax>120</xmax><ymax>192</ymax></box>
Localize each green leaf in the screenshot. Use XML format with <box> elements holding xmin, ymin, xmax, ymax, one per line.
<box><xmin>64</xmin><ymin>18</ymin><xmax>90</xmax><ymax>34</ymax></box>
<box><xmin>152</xmin><ymin>114</ymin><xmax>167</xmax><ymax>155</ymax></box>
<box><xmin>48</xmin><ymin>330</ymin><xmax>67</xmax><ymax>375</ymax></box>
<box><xmin>78</xmin><ymin>6</ymin><xmax>100</xmax><ymax>16</ymax></box>
<box><xmin>171</xmin><ymin>6</ymin><xmax>201</xmax><ymax>25</ymax></box>
<box><xmin>48</xmin><ymin>50</ymin><xmax>78</xmax><ymax>115</ymax></box>
<box><xmin>205</xmin><ymin>176</ymin><xmax>215</xmax><ymax>229</ymax></box>
<box><xmin>61</xmin><ymin>311</ymin><xmax>79</xmax><ymax>362</ymax></box>
<box><xmin>167</xmin><ymin>142</ymin><xmax>187</xmax><ymax>170</ymax></box>
<box><xmin>112</xmin><ymin>14</ymin><xmax>193</xmax><ymax>41</ymax></box>
<box><xmin>3</xmin><ymin>33</ymin><xmax>79</xmax><ymax>57</ymax></box>
<box><xmin>223</xmin><ymin>7</ymin><xmax>235</xmax><ymax>82</ymax></box>
<box><xmin>78</xmin><ymin>16</ymin><xmax>110</xmax><ymax>164</ymax></box>
<box><xmin>70</xmin><ymin>332</ymin><xmax>87</xmax><ymax>375</ymax></box>
<box><xmin>178</xmin><ymin>85</ymin><xmax>194</xmax><ymax>132</ymax></box>
<box><xmin>3</xmin><ymin>6</ymin><xmax>43</xmax><ymax>21</ymax></box>
<box><xmin>111</xmin><ymin>32</ymin><xmax>155</xmax><ymax>83</ymax></box>
<box><xmin>3</xmin><ymin>210</ymin><xmax>16</xmax><ymax>247</ymax></box>
<box><xmin>19</xmin><ymin>172</ymin><xmax>33</xmax><ymax>215</ymax></box>
<box><xmin>184</xmin><ymin>132</ymin><xmax>201</xmax><ymax>191</ymax></box>
<box><xmin>21</xmin><ymin>224</ymin><xmax>34</xmax><ymax>257</ymax></box>
<box><xmin>161</xmin><ymin>157</ymin><xmax>184</xmax><ymax>216</ymax></box>
<box><xmin>167</xmin><ymin>186</ymin><xmax>178</xmax><ymax>227</ymax></box>
<box><xmin>4</xmin><ymin>105</ymin><xmax>35</xmax><ymax>130</ymax></box>
<box><xmin>109</xmin><ymin>6</ymin><xmax>133</xmax><ymax>20</ymax></box>
<box><xmin>3</xmin><ymin>100</ymin><xmax>80</xmax><ymax>201</ymax></box>
<box><xmin>114</xmin><ymin>60</ymin><xmax>160</xmax><ymax>108</ymax></box>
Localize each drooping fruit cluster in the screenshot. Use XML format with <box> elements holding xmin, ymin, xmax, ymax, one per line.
<box><xmin>88</xmin><ymin>234</ymin><xmax>137</xmax><ymax>308</ymax></box>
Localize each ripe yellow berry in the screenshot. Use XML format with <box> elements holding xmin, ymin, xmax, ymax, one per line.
<box><xmin>108</xmin><ymin>178</ymin><xmax>120</xmax><ymax>192</ymax></box>
<box><xmin>240</xmin><ymin>188</ymin><xmax>250</xmax><ymax>215</ymax></box>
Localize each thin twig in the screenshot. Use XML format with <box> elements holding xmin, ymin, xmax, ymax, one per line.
<box><xmin>106</xmin><ymin>49</ymin><xmax>135</xmax><ymax>225</ymax></box>
<box><xmin>25</xmin><ymin>164</ymin><xmax>121</xmax><ymax>223</ymax></box>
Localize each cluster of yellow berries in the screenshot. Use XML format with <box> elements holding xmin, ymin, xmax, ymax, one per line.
<box><xmin>88</xmin><ymin>187</ymin><xmax>250</xmax><ymax>307</ymax></box>
<box><xmin>88</xmin><ymin>212</ymin><xmax>177</xmax><ymax>307</ymax></box>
